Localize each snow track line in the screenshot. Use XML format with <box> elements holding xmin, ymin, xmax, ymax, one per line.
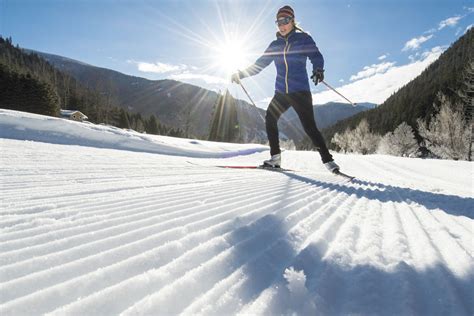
<box><xmin>0</xmin><ymin>178</ymin><xmax>330</xmax><ymax>312</ymax></box>
<box><xmin>1</xmin><ymin>173</ymin><xmax>235</xmax><ymax>204</ymax></box>
<box><xmin>182</xmin><ymin>192</ymin><xmax>360</xmax><ymax>316</ymax></box>
<box><xmin>0</xmin><ymin>173</ymin><xmax>260</xmax><ymax>234</ymax></box>
<box><xmin>25</xmin><ymin>182</ymin><xmax>341</xmax><ymax>315</ymax></box>
<box><xmin>0</xmin><ymin>170</ymin><xmax>260</xmax><ymax>215</ymax></box>
<box><xmin>117</xmin><ymin>189</ymin><xmax>351</xmax><ymax>315</ymax></box>
<box><xmin>406</xmin><ymin>204</ymin><xmax>473</xmax><ymax>314</ymax></box>
<box><xmin>238</xmin><ymin>194</ymin><xmax>369</xmax><ymax>316</ymax></box>
<box><xmin>381</xmin><ymin>201</ymin><xmax>412</xmax><ymax>264</ymax></box>
<box><xmin>336</xmin><ymin>200</ymin><xmax>391</xmax><ymax>315</ymax></box>
<box><xmin>0</xmin><ymin>173</ymin><xmax>278</xmax><ymax>249</ymax></box>
<box><xmin>423</xmin><ymin>209</ymin><xmax>473</xmax><ymax>260</ymax></box>
<box><xmin>0</xmin><ymin>179</ymin><xmax>309</xmax><ymax>283</ymax></box>
<box><xmin>430</xmin><ymin>212</ymin><xmax>473</xmax><ymax>256</ymax></box>
<box><xmin>394</xmin><ymin>191</ymin><xmax>472</xmax><ymax>315</ymax></box>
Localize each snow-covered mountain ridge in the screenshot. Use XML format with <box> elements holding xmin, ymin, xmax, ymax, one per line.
<box><xmin>1</xmin><ymin>110</ymin><xmax>473</xmax><ymax>315</ymax></box>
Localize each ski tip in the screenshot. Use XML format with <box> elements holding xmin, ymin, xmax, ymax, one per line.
<box><xmin>334</xmin><ymin>170</ymin><xmax>355</xmax><ymax>180</ymax></box>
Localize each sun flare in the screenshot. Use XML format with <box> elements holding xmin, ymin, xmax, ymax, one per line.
<box><xmin>214</xmin><ymin>38</ymin><xmax>251</xmax><ymax>76</ymax></box>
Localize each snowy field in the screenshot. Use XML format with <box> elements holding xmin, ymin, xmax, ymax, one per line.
<box><xmin>1</xmin><ymin>109</ymin><xmax>473</xmax><ymax>315</ymax></box>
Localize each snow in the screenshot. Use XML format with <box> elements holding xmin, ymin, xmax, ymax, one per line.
<box><xmin>0</xmin><ymin>109</ymin><xmax>473</xmax><ymax>315</ymax></box>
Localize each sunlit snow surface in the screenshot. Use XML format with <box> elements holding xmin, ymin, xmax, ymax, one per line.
<box><xmin>1</xmin><ymin>110</ymin><xmax>473</xmax><ymax>315</ymax></box>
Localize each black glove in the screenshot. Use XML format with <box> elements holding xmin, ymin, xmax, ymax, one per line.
<box><xmin>311</xmin><ymin>69</ymin><xmax>324</xmax><ymax>85</ymax></box>
<box><xmin>231</xmin><ymin>72</ymin><xmax>241</xmax><ymax>84</ymax></box>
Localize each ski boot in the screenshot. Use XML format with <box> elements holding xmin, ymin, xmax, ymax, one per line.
<box><xmin>262</xmin><ymin>153</ymin><xmax>281</xmax><ymax>168</ymax></box>
<box><xmin>324</xmin><ymin>160</ymin><xmax>340</xmax><ymax>173</ymax></box>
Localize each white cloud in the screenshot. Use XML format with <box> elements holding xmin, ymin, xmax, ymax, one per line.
<box><xmin>312</xmin><ymin>46</ymin><xmax>445</xmax><ymax>105</ymax></box>
<box><xmin>339</xmin><ymin>79</ymin><xmax>345</xmax><ymax>83</ymax></box>
<box><xmin>140</xmin><ymin>62</ymin><xmax>187</xmax><ymax>74</ymax></box>
<box><xmin>438</xmin><ymin>16</ymin><xmax>462</xmax><ymax>30</ymax></box>
<box><xmin>350</xmin><ymin>61</ymin><xmax>396</xmax><ymax>81</ymax></box>
<box><xmin>127</xmin><ymin>59</ymin><xmax>228</xmax><ymax>86</ymax></box>
<box><xmin>128</xmin><ymin>60</ymin><xmax>188</xmax><ymax>74</ymax></box>
<box><xmin>378</xmin><ymin>54</ymin><xmax>388</xmax><ymax>60</ymax></box>
<box><xmin>168</xmin><ymin>73</ymin><xmax>227</xmax><ymax>85</ymax></box>
<box><xmin>402</xmin><ymin>35</ymin><xmax>433</xmax><ymax>51</ymax></box>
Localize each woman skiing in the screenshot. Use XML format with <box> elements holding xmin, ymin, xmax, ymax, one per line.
<box><xmin>231</xmin><ymin>5</ymin><xmax>340</xmax><ymax>173</ymax></box>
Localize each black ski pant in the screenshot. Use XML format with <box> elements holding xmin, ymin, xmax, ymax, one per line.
<box><xmin>265</xmin><ymin>91</ymin><xmax>333</xmax><ymax>163</ymax></box>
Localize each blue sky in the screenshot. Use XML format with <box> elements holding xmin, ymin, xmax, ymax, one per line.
<box><xmin>1</xmin><ymin>0</ymin><xmax>473</xmax><ymax>108</ymax></box>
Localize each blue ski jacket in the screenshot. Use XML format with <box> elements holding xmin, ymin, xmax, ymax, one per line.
<box><xmin>239</xmin><ymin>29</ymin><xmax>324</xmax><ymax>94</ymax></box>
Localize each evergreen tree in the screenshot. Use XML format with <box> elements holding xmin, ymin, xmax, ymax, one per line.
<box><xmin>146</xmin><ymin>115</ymin><xmax>160</xmax><ymax>135</ymax></box>
<box><xmin>208</xmin><ymin>90</ymin><xmax>240</xmax><ymax>142</ymax></box>
<box><xmin>0</xmin><ymin>64</ymin><xmax>59</xmax><ymax>116</ymax></box>
<box><xmin>456</xmin><ymin>61</ymin><xmax>474</xmax><ymax>160</ymax></box>
<box><xmin>117</xmin><ymin>109</ymin><xmax>131</xmax><ymax>129</ymax></box>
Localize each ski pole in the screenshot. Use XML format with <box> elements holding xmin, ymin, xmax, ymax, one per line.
<box><xmin>238</xmin><ymin>81</ymin><xmax>258</xmax><ymax>108</ymax></box>
<box><xmin>321</xmin><ymin>80</ymin><xmax>357</xmax><ymax>106</ymax></box>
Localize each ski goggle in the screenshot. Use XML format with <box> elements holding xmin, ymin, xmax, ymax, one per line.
<box><xmin>275</xmin><ymin>16</ymin><xmax>293</xmax><ymax>26</ymax></box>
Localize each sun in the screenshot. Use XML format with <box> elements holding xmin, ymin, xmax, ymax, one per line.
<box><xmin>214</xmin><ymin>38</ymin><xmax>252</xmax><ymax>76</ymax></box>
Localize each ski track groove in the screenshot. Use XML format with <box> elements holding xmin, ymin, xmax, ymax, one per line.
<box><xmin>393</xmin><ymin>187</ymin><xmax>471</xmax><ymax>316</ymax></box>
<box><xmin>117</xmin><ymin>186</ymin><xmax>351</xmax><ymax>315</ymax></box>
<box><xmin>1</xmin><ymin>179</ymin><xmax>236</xmax><ymax>238</ymax></box>
<box><xmin>406</xmin><ymin>203</ymin><xmax>473</xmax><ymax>314</ymax></box>
<box><xmin>42</xmin><ymin>179</ymin><xmax>344</xmax><ymax>315</ymax></box>
<box><xmin>0</xmin><ymin>171</ymin><xmax>230</xmax><ymax>199</ymax></box>
<box><xmin>2</xmin><ymin>140</ymin><xmax>472</xmax><ymax>315</ymax></box>
<box><xmin>186</xmin><ymin>192</ymin><xmax>361</xmax><ymax>316</ymax></box>
<box><xmin>0</xmin><ymin>173</ymin><xmax>258</xmax><ymax>234</ymax></box>
<box><xmin>0</xmin><ymin>172</ymin><xmax>338</xmax><ymax>312</ymax></box>
<box><xmin>0</xmin><ymin>174</ymin><xmax>279</xmax><ymax>256</ymax></box>
<box><xmin>423</xmin><ymin>209</ymin><xmax>473</xmax><ymax>260</ymax></box>
<box><xmin>1</xmin><ymin>172</ymin><xmax>246</xmax><ymax>209</ymax></box>
<box><xmin>430</xmin><ymin>212</ymin><xmax>473</xmax><ymax>256</ymax></box>
<box><xmin>337</xmin><ymin>198</ymin><xmax>391</xmax><ymax>315</ymax></box>
<box><xmin>0</xmin><ymin>177</ymin><xmax>309</xmax><ymax>291</ymax></box>
<box><xmin>0</xmin><ymin>172</ymin><xmax>269</xmax><ymax>231</ymax></box>
<box><xmin>237</xmin><ymin>192</ymin><xmax>367</xmax><ymax>316</ymax></box>
<box><xmin>0</xmin><ymin>182</ymin><xmax>298</xmax><ymax>284</ymax></box>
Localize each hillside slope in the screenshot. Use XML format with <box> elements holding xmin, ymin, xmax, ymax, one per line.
<box><xmin>1</xmin><ymin>110</ymin><xmax>473</xmax><ymax>315</ymax></box>
<box><xmin>30</xmin><ymin>50</ymin><xmax>305</xmax><ymax>142</ymax></box>
<box><xmin>323</xmin><ymin>28</ymin><xmax>473</xmax><ymax>142</ymax></box>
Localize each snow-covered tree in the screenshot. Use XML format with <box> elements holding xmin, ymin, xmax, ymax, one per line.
<box><xmin>377</xmin><ymin>122</ymin><xmax>419</xmax><ymax>157</ymax></box>
<box><xmin>350</xmin><ymin>119</ymin><xmax>380</xmax><ymax>154</ymax></box>
<box><xmin>331</xmin><ymin>119</ymin><xmax>380</xmax><ymax>154</ymax></box>
<box><xmin>331</xmin><ymin>130</ymin><xmax>350</xmax><ymax>153</ymax></box>
<box><xmin>417</xmin><ymin>93</ymin><xmax>470</xmax><ymax>160</ymax></box>
<box><xmin>280</xmin><ymin>139</ymin><xmax>296</xmax><ymax>151</ymax></box>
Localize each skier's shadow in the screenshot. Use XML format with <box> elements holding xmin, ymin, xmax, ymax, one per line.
<box><xmin>227</xmin><ymin>181</ymin><xmax>474</xmax><ymax>315</ymax></box>
<box><xmin>280</xmin><ymin>171</ymin><xmax>473</xmax><ymax>219</ymax></box>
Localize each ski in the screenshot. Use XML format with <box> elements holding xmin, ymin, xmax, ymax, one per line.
<box><xmin>187</xmin><ymin>161</ymin><xmax>354</xmax><ymax>180</ymax></box>
<box><xmin>333</xmin><ymin>169</ymin><xmax>356</xmax><ymax>181</ymax></box>
<box><xmin>217</xmin><ymin>165</ymin><xmax>294</xmax><ymax>172</ymax></box>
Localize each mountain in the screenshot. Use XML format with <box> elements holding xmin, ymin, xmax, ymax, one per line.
<box><xmin>1</xmin><ymin>37</ymin><xmax>186</xmax><ymax>136</ymax></box>
<box><xmin>28</xmin><ymin>50</ymin><xmax>306</xmax><ymax>143</ymax></box>
<box><xmin>282</xmin><ymin>102</ymin><xmax>376</xmax><ymax>131</ymax></box>
<box><xmin>322</xmin><ymin>28</ymin><xmax>473</xmax><ymax>144</ymax></box>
